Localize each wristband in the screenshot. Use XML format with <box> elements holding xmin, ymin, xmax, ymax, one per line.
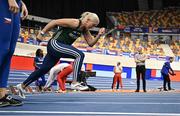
<box><xmin>40</xmin><ymin>31</ymin><xmax>45</xmax><ymax>36</ymax></box>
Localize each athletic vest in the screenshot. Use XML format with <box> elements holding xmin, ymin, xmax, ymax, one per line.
<box><xmin>51</xmin><ymin>20</ymin><xmax>82</xmax><ymax>45</ymax></box>
<box><xmin>115</xmin><ymin>65</ymin><xmax>122</xmax><ymax>73</ymax></box>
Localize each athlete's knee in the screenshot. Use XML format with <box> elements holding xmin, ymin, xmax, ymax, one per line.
<box><xmin>0</xmin><ymin>77</ymin><xmax>8</xmax><ymax>88</ymax></box>
<box><xmin>0</xmin><ymin>50</ymin><xmax>9</xmax><ymax>65</ymax></box>
<box><xmin>49</xmin><ymin>68</ymin><xmax>55</xmax><ymax>75</ymax></box>
<box><xmin>9</xmin><ymin>49</ymin><xmax>15</xmax><ymax>56</ymax></box>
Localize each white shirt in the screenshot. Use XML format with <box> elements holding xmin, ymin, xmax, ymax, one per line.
<box><xmin>44</xmin><ymin>63</ymin><xmax>70</xmax><ymax>88</ymax></box>
<box><xmin>53</xmin><ymin>63</ymin><xmax>70</xmax><ymax>73</ymax></box>
<box><xmin>114</xmin><ymin>65</ymin><xmax>122</xmax><ymax>73</ymax></box>
<box><xmin>134</xmin><ymin>53</ymin><xmax>147</xmax><ymax>66</ymax></box>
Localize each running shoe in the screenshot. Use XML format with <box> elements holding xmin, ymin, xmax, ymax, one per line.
<box><xmin>16</xmin><ymin>84</ymin><xmax>26</xmax><ymax>99</ymax></box>
<box><xmin>71</xmin><ymin>82</ymin><xmax>89</xmax><ymax>91</ymax></box>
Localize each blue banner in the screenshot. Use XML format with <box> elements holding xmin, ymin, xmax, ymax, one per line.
<box><xmin>130</xmin><ymin>27</ymin><xmax>149</xmax><ymax>33</ymax></box>
<box><xmin>157</xmin><ymin>28</ymin><xmax>180</xmax><ymax>34</ymax></box>
<box><xmin>106</xmin><ymin>50</ymin><xmax>118</xmax><ymax>56</ymax></box>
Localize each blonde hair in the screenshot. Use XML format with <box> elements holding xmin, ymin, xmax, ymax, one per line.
<box><xmin>80</xmin><ymin>12</ymin><xmax>99</xmax><ymax>24</ymax></box>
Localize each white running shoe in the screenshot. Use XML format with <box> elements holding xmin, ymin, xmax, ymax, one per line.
<box><xmin>71</xmin><ymin>82</ymin><xmax>89</xmax><ymax>91</ymax></box>
<box><xmin>16</xmin><ymin>84</ymin><xmax>26</xmax><ymax>99</ymax></box>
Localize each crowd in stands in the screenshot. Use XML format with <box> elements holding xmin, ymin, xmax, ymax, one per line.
<box><xmin>73</xmin><ymin>36</ymin><xmax>165</xmax><ymax>56</ymax></box>
<box><xmin>19</xmin><ymin>27</ymin><xmax>52</xmax><ymax>45</ymax></box>
<box><xmin>18</xmin><ymin>27</ymin><xmax>180</xmax><ymax>58</ymax></box>
<box><xmin>111</xmin><ymin>7</ymin><xmax>179</xmax><ymax>28</ymax></box>
<box><xmin>170</xmin><ymin>38</ymin><xmax>180</xmax><ymax>57</ymax></box>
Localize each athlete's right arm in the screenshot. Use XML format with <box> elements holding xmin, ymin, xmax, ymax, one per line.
<box><xmin>37</xmin><ymin>19</ymin><xmax>79</xmax><ymax>40</ymax></box>
<box><xmin>42</xmin><ymin>19</ymin><xmax>78</xmax><ymax>33</ymax></box>
<box><xmin>113</xmin><ymin>66</ymin><xmax>116</xmax><ymax>73</ymax></box>
<box><xmin>134</xmin><ymin>54</ymin><xmax>140</xmax><ymax>63</ymax></box>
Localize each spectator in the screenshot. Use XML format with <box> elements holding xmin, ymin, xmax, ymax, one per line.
<box><xmin>34</xmin><ymin>49</ymin><xmax>46</xmax><ymax>91</ymax></box>
<box><xmin>161</xmin><ymin>57</ymin><xmax>175</xmax><ymax>91</ymax></box>
<box><xmin>134</xmin><ymin>47</ymin><xmax>147</xmax><ymax>92</ymax></box>
<box><xmin>112</xmin><ymin>62</ymin><xmax>123</xmax><ymax>91</ymax></box>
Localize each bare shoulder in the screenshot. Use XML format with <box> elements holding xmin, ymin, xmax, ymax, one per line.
<box><xmin>55</xmin><ymin>18</ymin><xmax>79</xmax><ymax>28</ymax></box>
<box><xmin>61</xmin><ymin>18</ymin><xmax>78</xmax><ymax>23</ymax></box>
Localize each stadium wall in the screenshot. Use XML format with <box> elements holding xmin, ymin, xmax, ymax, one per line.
<box><xmin>11</xmin><ymin>43</ymin><xmax>180</xmax><ymax>82</ymax></box>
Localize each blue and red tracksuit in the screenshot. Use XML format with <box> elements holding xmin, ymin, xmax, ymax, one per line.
<box><xmin>161</xmin><ymin>61</ymin><xmax>174</xmax><ymax>90</ymax></box>
<box><xmin>34</xmin><ymin>56</ymin><xmax>46</xmax><ymax>87</ymax></box>
<box><xmin>0</xmin><ymin>0</ymin><xmax>21</xmax><ymax>88</ymax></box>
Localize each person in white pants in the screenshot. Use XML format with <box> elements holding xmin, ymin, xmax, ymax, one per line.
<box><xmin>44</xmin><ymin>63</ymin><xmax>71</xmax><ymax>89</ymax></box>
<box><xmin>44</xmin><ymin>62</ymin><xmax>86</xmax><ymax>91</ymax></box>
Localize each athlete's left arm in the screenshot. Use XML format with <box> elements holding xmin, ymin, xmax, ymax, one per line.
<box><xmin>113</xmin><ymin>66</ymin><xmax>116</xmax><ymax>73</ymax></box>
<box><xmin>169</xmin><ymin>65</ymin><xmax>174</xmax><ymax>75</ymax></box>
<box><xmin>166</xmin><ymin>62</ymin><xmax>174</xmax><ymax>74</ymax></box>
<box><xmin>139</xmin><ymin>54</ymin><xmax>147</xmax><ymax>62</ymax></box>
<box><xmin>83</xmin><ymin>28</ymin><xmax>105</xmax><ymax>47</ymax></box>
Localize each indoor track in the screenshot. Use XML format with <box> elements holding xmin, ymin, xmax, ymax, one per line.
<box><xmin>0</xmin><ymin>70</ymin><xmax>180</xmax><ymax>116</ymax></box>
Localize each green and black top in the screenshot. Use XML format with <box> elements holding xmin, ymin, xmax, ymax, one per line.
<box><xmin>51</xmin><ymin>20</ymin><xmax>82</xmax><ymax>45</ymax></box>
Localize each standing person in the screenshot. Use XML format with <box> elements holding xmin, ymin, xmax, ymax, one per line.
<box><xmin>0</xmin><ymin>0</ymin><xmax>28</xmax><ymax>107</ymax></box>
<box><xmin>34</xmin><ymin>49</ymin><xmax>46</xmax><ymax>92</ymax></box>
<box><xmin>17</xmin><ymin>12</ymin><xmax>105</xmax><ymax>98</ymax></box>
<box><xmin>112</xmin><ymin>62</ymin><xmax>123</xmax><ymax>91</ymax></box>
<box><xmin>134</xmin><ymin>47</ymin><xmax>147</xmax><ymax>92</ymax></box>
<box><xmin>161</xmin><ymin>57</ymin><xmax>175</xmax><ymax>91</ymax></box>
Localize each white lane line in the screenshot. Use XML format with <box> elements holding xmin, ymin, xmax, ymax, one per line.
<box><xmin>25</xmin><ymin>93</ymin><xmax>180</xmax><ymax>98</ymax></box>
<box><xmin>0</xmin><ymin>111</ymin><xmax>180</xmax><ymax>116</ymax></box>
<box><xmin>25</xmin><ymin>101</ymin><xmax>180</xmax><ymax>105</ymax></box>
<box><xmin>9</xmin><ymin>73</ymin><xmax>29</xmax><ymax>77</ymax></box>
<box><xmin>23</xmin><ymin>72</ymin><xmax>29</xmax><ymax>76</ymax></box>
<box><xmin>10</xmin><ymin>72</ymin><xmax>30</xmax><ymax>74</ymax></box>
<box><xmin>8</xmin><ymin>82</ymin><xmax>26</xmax><ymax>83</ymax></box>
<box><xmin>10</xmin><ymin>71</ymin><xmax>32</xmax><ymax>73</ymax></box>
<box><xmin>24</xmin><ymin>97</ymin><xmax>180</xmax><ymax>100</ymax></box>
<box><xmin>9</xmin><ymin>74</ymin><xmax>27</xmax><ymax>77</ymax></box>
<box><xmin>8</xmin><ymin>78</ymin><xmax>26</xmax><ymax>80</ymax></box>
<box><xmin>130</xmin><ymin>81</ymin><xmax>135</xmax><ymax>84</ymax></box>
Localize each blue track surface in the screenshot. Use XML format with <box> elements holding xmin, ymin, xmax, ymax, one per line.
<box><xmin>0</xmin><ymin>70</ymin><xmax>180</xmax><ymax>116</ymax></box>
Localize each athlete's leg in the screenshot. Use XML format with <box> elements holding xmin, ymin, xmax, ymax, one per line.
<box><xmin>0</xmin><ymin>0</ymin><xmax>14</xmax><ymax>99</ymax></box>
<box><xmin>57</xmin><ymin>65</ymin><xmax>73</xmax><ymax>91</ymax></box>
<box><xmin>112</xmin><ymin>74</ymin><xmax>118</xmax><ymax>90</ymax></box>
<box><xmin>0</xmin><ymin>0</ymin><xmax>23</xmax><ymax>106</ymax></box>
<box><xmin>50</xmin><ymin>40</ymin><xmax>85</xmax><ymax>82</ymax></box>
<box><xmin>44</xmin><ymin>64</ymin><xmax>61</xmax><ymax>88</ymax></box>
<box><xmin>0</xmin><ymin>9</ymin><xmax>20</xmax><ymax>89</ymax></box>
<box><xmin>135</xmin><ymin>66</ymin><xmax>141</xmax><ymax>92</ymax></box>
<box><xmin>40</xmin><ymin>75</ymin><xmax>46</xmax><ymax>86</ymax></box>
<box><xmin>166</xmin><ymin>75</ymin><xmax>171</xmax><ymax>90</ymax></box>
<box><xmin>22</xmin><ymin>53</ymin><xmax>59</xmax><ymax>88</ymax></box>
<box><xmin>118</xmin><ymin>74</ymin><xmax>123</xmax><ymax>89</ymax></box>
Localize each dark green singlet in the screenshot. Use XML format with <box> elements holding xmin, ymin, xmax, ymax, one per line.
<box><xmin>51</xmin><ymin>20</ymin><xmax>82</xmax><ymax>45</ymax></box>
